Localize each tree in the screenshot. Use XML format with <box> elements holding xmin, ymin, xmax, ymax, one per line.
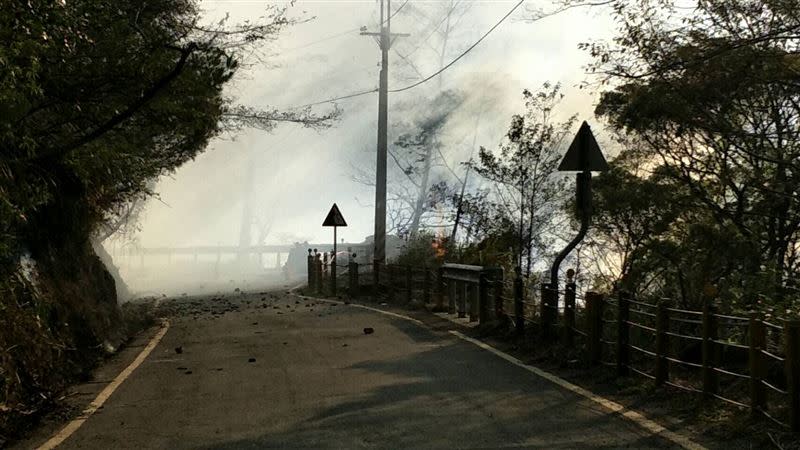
<box><xmin>0</xmin><ymin>1</ymin><xmax>340</xmax><ymax>428</ymax></box>
<box><xmin>352</xmin><ymin>2</ymin><xmax>477</xmax><ymax>237</ymax></box>
<box><xmin>392</xmin><ymin>90</ymin><xmax>466</xmax><ymax>235</ymax></box>
<box><xmin>0</xmin><ymin>0</ymin><xmax>337</xmax><ymax>265</ymax></box>
<box><xmin>392</xmin><ymin>0</ymin><xmax>474</xmax><ymax>87</ymax></box>
<box><xmin>578</xmin><ymin>0</ymin><xmax>800</xmax><ymax>82</ymax></box>
<box><xmin>472</xmin><ymin>83</ymin><xmax>576</xmax><ymax>276</ymax></box>
<box><xmin>579</xmin><ymin>150</ymin><xmax>682</xmax><ymax>292</ymax></box>
<box><xmin>351</xmin><ymin>89</ymin><xmax>467</xmax><ymax>236</ymax></box>
<box><xmin>586</xmin><ymin>0</ymin><xmax>800</xmax><ymax>308</ymax></box>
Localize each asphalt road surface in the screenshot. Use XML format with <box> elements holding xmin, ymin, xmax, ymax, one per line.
<box><xmin>33</xmin><ymin>290</ymin><xmax>676</xmax><ymax>449</ymax></box>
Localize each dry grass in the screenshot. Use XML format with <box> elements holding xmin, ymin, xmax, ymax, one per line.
<box><xmin>0</xmin><ymin>241</ymin><xmax>143</xmax><ymax>446</ymax></box>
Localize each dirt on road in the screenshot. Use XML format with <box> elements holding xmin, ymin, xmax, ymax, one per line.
<box><xmin>16</xmin><ymin>288</ymin><xmax>678</xmax><ymax>449</ymax></box>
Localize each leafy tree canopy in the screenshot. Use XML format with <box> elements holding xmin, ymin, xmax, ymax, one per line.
<box><xmin>586</xmin><ymin>0</ymin><xmax>800</xmax><ymax>309</ymax></box>
<box><xmin>0</xmin><ymin>0</ymin><xmax>336</xmax><ymax>262</ymax></box>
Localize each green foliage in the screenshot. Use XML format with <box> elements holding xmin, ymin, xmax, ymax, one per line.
<box><xmin>471</xmin><ymin>83</ymin><xmax>575</xmax><ymax>274</ymax></box>
<box><xmin>1</xmin><ymin>0</ymin><xmax>335</xmax><ymax>259</ymax></box>
<box><xmin>0</xmin><ymin>1</ymin><xmax>337</xmax><ymax>441</ymax></box>
<box><xmin>586</xmin><ymin>162</ymin><xmax>682</xmax><ymax>288</ymax></box>
<box><xmin>583</xmin><ymin>0</ymin><xmax>800</xmax><ymax>312</ymax></box>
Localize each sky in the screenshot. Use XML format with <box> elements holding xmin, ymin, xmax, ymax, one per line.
<box><xmin>132</xmin><ymin>0</ymin><xmax>618</xmax><ymax>249</ymax></box>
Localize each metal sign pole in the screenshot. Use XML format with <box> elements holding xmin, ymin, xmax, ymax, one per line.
<box><xmin>547</xmin><ymin>121</ymin><xmax>609</xmax><ymax>338</ymax></box>
<box><xmin>323</xmin><ymin>203</ymin><xmax>348</xmax><ymax>297</ymax></box>
<box><xmin>332</xmin><ymin>226</ymin><xmax>337</xmax><ymax>296</ymax></box>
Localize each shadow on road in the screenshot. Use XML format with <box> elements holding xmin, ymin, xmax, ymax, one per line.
<box><xmin>200</xmin><ymin>321</ymin><xmax>673</xmax><ymax>449</ymax></box>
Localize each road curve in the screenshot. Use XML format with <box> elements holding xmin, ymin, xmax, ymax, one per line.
<box><xmin>37</xmin><ymin>291</ymin><xmax>676</xmax><ymax>449</ymax></box>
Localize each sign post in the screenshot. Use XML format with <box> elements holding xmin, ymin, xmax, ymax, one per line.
<box><xmin>322</xmin><ymin>203</ymin><xmax>348</xmax><ymax>296</ymax></box>
<box><xmin>544</xmin><ymin>121</ymin><xmax>609</xmax><ymax>336</ymax></box>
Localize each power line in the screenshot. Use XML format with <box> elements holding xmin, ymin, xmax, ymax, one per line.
<box><xmin>388</xmin><ymin>0</ymin><xmax>409</xmax><ymax>21</ymax></box>
<box><xmin>284</xmin><ymin>0</ymin><xmax>523</xmax><ymax>108</ymax></box>
<box><xmin>289</xmin><ymin>87</ymin><xmax>379</xmax><ymax>109</ymax></box>
<box><xmin>284</xmin><ymin>28</ymin><xmax>361</xmax><ymax>52</ymax></box>
<box><xmin>390</xmin><ymin>0</ymin><xmax>525</xmax><ymax>93</ymax></box>
<box><xmin>283</xmin><ymin>0</ymin><xmax>409</xmax><ymax>53</ymax></box>
<box><xmin>396</xmin><ymin>0</ymin><xmax>462</xmax><ymax>60</ymax></box>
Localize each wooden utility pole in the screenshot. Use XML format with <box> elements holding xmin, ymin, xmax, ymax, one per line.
<box><xmin>361</xmin><ymin>0</ymin><xmax>407</xmax><ymax>266</ymax></box>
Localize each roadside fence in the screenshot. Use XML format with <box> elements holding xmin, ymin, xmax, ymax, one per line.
<box><xmin>305</xmin><ymin>251</ymin><xmax>800</xmax><ymax>431</ymax></box>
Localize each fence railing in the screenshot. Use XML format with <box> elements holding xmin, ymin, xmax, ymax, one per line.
<box><xmin>304</xmin><ymin>252</ymin><xmax>800</xmax><ymax>431</ymax></box>
<box><xmin>305</xmin><ymin>252</ymin><xmax>507</xmax><ymax>325</ymax></box>
<box><xmin>567</xmin><ymin>291</ymin><xmax>800</xmax><ymax>430</ymax></box>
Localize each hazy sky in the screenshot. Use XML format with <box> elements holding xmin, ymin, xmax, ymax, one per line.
<box><xmin>134</xmin><ymin>0</ymin><xmax>616</xmax><ymax>248</ymax></box>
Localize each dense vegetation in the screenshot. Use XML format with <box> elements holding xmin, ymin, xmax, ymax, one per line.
<box><xmin>0</xmin><ymin>0</ymin><xmax>334</xmax><ymax>441</ymax></box>
<box><xmin>391</xmin><ymin>0</ymin><xmax>800</xmax><ymax>318</ymax></box>
<box><xmin>1</xmin><ymin>0</ymin><xmax>798</xmax><ymax>442</ymax></box>
<box><xmin>585</xmin><ymin>0</ymin><xmax>800</xmax><ymax>312</ymax></box>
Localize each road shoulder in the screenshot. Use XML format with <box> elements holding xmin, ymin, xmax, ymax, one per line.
<box><xmin>295</xmin><ymin>291</ymin><xmax>712</xmax><ymax>450</ymax></box>
<box><xmin>11</xmin><ymin>322</ymin><xmax>167</xmax><ymax>450</ymax></box>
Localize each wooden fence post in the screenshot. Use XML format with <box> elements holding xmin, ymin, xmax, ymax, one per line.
<box><xmin>494</xmin><ymin>269</ymin><xmax>504</xmax><ymax>321</ymax></box>
<box><xmin>655</xmin><ymin>300</ymin><xmax>670</xmax><ymax>386</ymax></box>
<box><xmin>436</xmin><ymin>267</ymin><xmax>445</xmax><ymax>311</ymax></box>
<box><xmin>387</xmin><ymin>265</ymin><xmax>395</xmax><ymax>302</ymax></box>
<box><xmin>307</xmin><ymin>249</ymin><xmax>314</xmax><ymax>288</ymax></box>
<box><xmin>617</xmin><ymin>291</ymin><xmax>630</xmax><ymax>377</ymax></box>
<box><xmin>541</xmin><ymin>283</ymin><xmax>557</xmax><ymax>339</ymax></box>
<box><xmin>424</xmin><ymin>269</ymin><xmax>431</xmax><ymax>305</ymax></box>
<box><xmin>405</xmin><ymin>266</ymin><xmax>413</xmax><ymax>304</ymax></box>
<box><xmin>479</xmin><ymin>273</ymin><xmax>489</xmax><ymax>324</ymax></box>
<box><xmin>315</xmin><ymin>252</ymin><xmax>323</xmax><ymax>294</ymax></box>
<box><xmin>349</xmin><ymin>256</ymin><xmax>359</xmax><ymax>297</ymax></box>
<box><xmin>784</xmin><ymin>320</ymin><xmax>800</xmax><ymax>431</ymax></box>
<box><xmin>513</xmin><ymin>267</ymin><xmax>524</xmax><ymax>335</ymax></box>
<box><xmin>586</xmin><ymin>292</ymin><xmax>603</xmax><ymax>365</ymax></box>
<box><xmin>749</xmin><ymin>312</ymin><xmax>766</xmax><ymax>417</ymax></box>
<box><xmin>702</xmin><ymin>300</ymin><xmax>719</xmax><ymax>397</ymax></box>
<box><xmin>322</xmin><ymin>252</ymin><xmax>329</xmax><ymax>292</ymax></box>
<box><xmin>563</xmin><ymin>282</ymin><xmax>576</xmax><ymax>348</ymax></box>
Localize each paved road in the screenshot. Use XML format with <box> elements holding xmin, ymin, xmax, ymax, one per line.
<box><xmin>38</xmin><ymin>291</ymin><xmax>675</xmax><ymax>449</ymax></box>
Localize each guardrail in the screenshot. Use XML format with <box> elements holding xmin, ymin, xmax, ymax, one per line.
<box><xmin>306</xmin><ymin>254</ymin><xmax>505</xmax><ymax>326</ymax></box>
<box><xmin>305</xmin><ymin>254</ymin><xmax>800</xmax><ymax>431</ymax></box>
<box><xmin>569</xmin><ymin>292</ymin><xmax>800</xmax><ymax>430</ymax></box>
<box><xmin>438</xmin><ymin>263</ymin><xmax>504</xmax><ymax>324</ymax></box>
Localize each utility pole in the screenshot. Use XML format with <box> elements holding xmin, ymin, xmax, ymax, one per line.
<box><xmin>361</xmin><ymin>0</ymin><xmax>408</xmax><ymax>265</ymax></box>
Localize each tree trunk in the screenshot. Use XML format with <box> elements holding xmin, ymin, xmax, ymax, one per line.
<box><xmin>408</xmin><ymin>144</ymin><xmax>434</xmax><ymax>235</ymax></box>
<box><xmin>525</xmin><ymin>189</ymin><xmax>537</xmax><ymax>277</ymax></box>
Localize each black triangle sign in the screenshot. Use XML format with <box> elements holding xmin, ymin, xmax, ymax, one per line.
<box><xmin>558</xmin><ymin>121</ymin><xmax>610</xmax><ymax>172</ymax></box>
<box><xmin>322</xmin><ymin>203</ymin><xmax>347</xmax><ymax>227</ymax></box>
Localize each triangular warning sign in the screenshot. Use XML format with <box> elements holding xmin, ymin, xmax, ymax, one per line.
<box><xmin>322</xmin><ymin>203</ymin><xmax>347</xmax><ymax>227</ymax></box>
<box><xmin>558</xmin><ymin>121</ymin><xmax>610</xmax><ymax>172</ymax></box>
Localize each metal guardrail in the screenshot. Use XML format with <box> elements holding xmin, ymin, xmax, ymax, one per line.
<box><xmin>438</xmin><ymin>263</ymin><xmax>503</xmax><ymax>323</ymax></box>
